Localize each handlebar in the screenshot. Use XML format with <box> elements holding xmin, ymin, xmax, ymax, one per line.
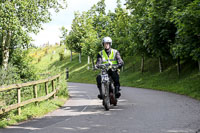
<box><xmin>96</xmin><ymin>63</ymin><xmax>118</xmax><ymax>70</ymax></box>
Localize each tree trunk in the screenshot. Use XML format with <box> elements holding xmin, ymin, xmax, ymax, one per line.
<box><xmin>70</xmin><ymin>50</ymin><xmax>72</xmax><ymax>62</ymax></box>
<box><xmin>121</xmin><ymin>55</ymin><xmax>124</xmax><ymax>72</ymax></box>
<box><xmin>198</xmin><ymin>60</ymin><xmax>200</xmax><ymax>72</ymax></box>
<box><xmin>177</xmin><ymin>56</ymin><xmax>181</xmax><ymax>77</ymax></box>
<box><xmin>91</xmin><ymin>57</ymin><xmax>95</xmax><ymax>69</ymax></box>
<box><xmin>79</xmin><ymin>52</ymin><xmax>81</xmax><ymax>63</ymax></box>
<box><xmin>141</xmin><ymin>55</ymin><xmax>144</xmax><ymax>73</ymax></box>
<box><xmin>1</xmin><ymin>31</ymin><xmax>11</xmax><ymax>70</ymax></box>
<box><xmin>88</xmin><ymin>56</ymin><xmax>90</xmax><ymax>70</ymax></box>
<box><xmin>159</xmin><ymin>56</ymin><xmax>163</xmax><ymax>73</ymax></box>
<box><xmin>121</xmin><ymin>66</ymin><xmax>124</xmax><ymax>72</ymax></box>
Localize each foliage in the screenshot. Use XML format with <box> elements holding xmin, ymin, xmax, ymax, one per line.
<box><xmin>61</xmin><ymin>0</ymin><xmax>200</xmax><ymax>73</ymax></box>
<box><xmin>10</xmin><ymin>48</ymin><xmax>38</xmax><ymax>81</ymax></box>
<box><xmin>0</xmin><ymin>64</ymin><xmax>21</xmax><ymax>86</ymax></box>
<box><xmin>170</xmin><ymin>0</ymin><xmax>200</xmax><ymax>61</ymax></box>
<box><xmin>110</xmin><ymin>1</ymin><xmax>131</xmax><ymax>58</ymax></box>
<box><xmin>0</xmin><ymin>49</ymin><xmax>38</xmax><ymax>108</ymax></box>
<box><xmin>0</xmin><ymin>0</ymin><xmax>67</xmax><ymax>69</ymax></box>
<box><xmin>67</xmin><ymin>54</ymin><xmax>200</xmax><ymax>101</ymax></box>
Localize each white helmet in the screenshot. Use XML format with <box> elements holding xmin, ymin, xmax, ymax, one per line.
<box><xmin>102</xmin><ymin>37</ymin><xmax>112</xmax><ymax>46</ymax></box>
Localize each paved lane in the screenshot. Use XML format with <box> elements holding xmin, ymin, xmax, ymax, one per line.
<box><xmin>0</xmin><ymin>82</ymin><xmax>200</xmax><ymax>133</ymax></box>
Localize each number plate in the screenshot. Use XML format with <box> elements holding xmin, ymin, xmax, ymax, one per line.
<box><xmin>101</xmin><ymin>74</ymin><xmax>109</xmax><ymax>81</ymax></box>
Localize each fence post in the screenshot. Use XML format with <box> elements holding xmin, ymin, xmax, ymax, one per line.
<box><xmin>17</xmin><ymin>88</ymin><xmax>21</xmax><ymax>115</ymax></box>
<box><xmin>52</xmin><ymin>80</ymin><xmax>55</xmax><ymax>98</ymax></box>
<box><xmin>33</xmin><ymin>85</ymin><xmax>38</xmax><ymax>106</ymax></box>
<box><xmin>66</xmin><ymin>68</ymin><xmax>69</xmax><ymax>80</ymax></box>
<box><xmin>45</xmin><ymin>82</ymin><xmax>48</xmax><ymax>95</ymax></box>
<box><xmin>57</xmin><ymin>77</ymin><xmax>60</xmax><ymax>88</ymax></box>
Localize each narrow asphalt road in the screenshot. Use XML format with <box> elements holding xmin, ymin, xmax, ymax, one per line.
<box><xmin>0</xmin><ymin>82</ymin><xmax>200</xmax><ymax>133</ymax></box>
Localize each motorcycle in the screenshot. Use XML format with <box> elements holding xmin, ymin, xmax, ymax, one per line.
<box><xmin>97</xmin><ymin>63</ymin><xmax>119</xmax><ymax>111</ymax></box>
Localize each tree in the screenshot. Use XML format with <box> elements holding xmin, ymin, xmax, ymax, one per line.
<box><xmin>127</xmin><ymin>0</ymin><xmax>177</xmax><ymax>73</ymax></box>
<box><xmin>111</xmin><ymin>0</ymin><xmax>131</xmax><ymax>58</ymax></box>
<box><xmin>0</xmin><ymin>0</ymin><xmax>67</xmax><ymax>70</ymax></box>
<box><xmin>91</xmin><ymin>0</ymin><xmax>110</xmax><ymax>39</ymax></box>
<box><xmin>69</xmin><ymin>11</ymin><xmax>87</xmax><ymax>63</ymax></box>
<box><xmin>147</xmin><ymin>0</ymin><xmax>176</xmax><ymax>72</ymax></box>
<box><xmin>126</xmin><ymin>0</ymin><xmax>152</xmax><ymax>73</ymax></box>
<box><xmin>169</xmin><ymin>0</ymin><xmax>198</xmax><ymax>75</ymax></box>
<box><xmin>171</xmin><ymin>0</ymin><xmax>200</xmax><ymax>72</ymax></box>
<box><xmin>60</xmin><ymin>26</ymin><xmax>74</xmax><ymax>61</ymax></box>
<box><xmin>80</xmin><ymin>12</ymin><xmax>99</xmax><ymax>68</ymax></box>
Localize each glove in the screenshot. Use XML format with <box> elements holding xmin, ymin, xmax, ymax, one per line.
<box><xmin>117</xmin><ymin>64</ymin><xmax>122</xmax><ymax>69</ymax></box>
<box><xmin>94</xmin><ymin>64</ymin><xmax>99</xmax><ymax>69</ymax></box>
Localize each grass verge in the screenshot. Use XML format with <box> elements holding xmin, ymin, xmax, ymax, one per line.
<box><xmin>0</xmin><ymin>97</ymin><xmax>68</xmax><ymax>128</ymax></box>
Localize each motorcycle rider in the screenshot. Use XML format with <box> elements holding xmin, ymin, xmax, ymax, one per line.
<box><xmin>96</xmin><ymin>37</ymin><xmax>124</xmax><ymax>99</ymax></box>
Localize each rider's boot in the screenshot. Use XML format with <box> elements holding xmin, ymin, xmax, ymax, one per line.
<box><xmin>115</xmin><ymin>86</ymin><xmax>121</xmax><ymax>98</ymax></box>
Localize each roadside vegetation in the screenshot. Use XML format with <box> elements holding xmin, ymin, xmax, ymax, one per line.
<box><xmin>0</xmin><ymin>45</ymin><xmax>68</xmax><ymax>128</ymax></box>
<box><xmin>32</xmin><ymin>44</ymin><xmax>199</xmax><ymax>101</ymax></box>
<box><xmin>59</xmin><ymin>0</ymin><xmax>200</xmax><ymax>100</ymax></box>
<box><xmin>66</xmin><ymin>53</ymin><xmax>200</xmax><ymax>101</ymax></box>
<box><xmin>1</xmin><ymin>0</ymin><xmax>200</xmax><ymax>128</ymax></box>
<box><xmin>0</xmin><ymin>0</ymin><xmax>68</xmax><ymax>128</ymax></box>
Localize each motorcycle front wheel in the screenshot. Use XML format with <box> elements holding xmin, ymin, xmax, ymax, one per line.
<box><xmin>102</xmin><ymin>83</ymin><xmax>110</xmax><ymax>111</ymax></box>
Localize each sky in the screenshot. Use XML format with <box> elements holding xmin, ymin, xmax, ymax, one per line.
<box><xmin>31</xmin><ymin>0</ymin><xmax>126</xmax><ymax>47</ymax></box>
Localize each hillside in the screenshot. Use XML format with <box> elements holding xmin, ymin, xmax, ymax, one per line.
<box><xmin>30</xmin><ymin>45</ymin><xmax>200</xmax><ymax>100</ymax></box>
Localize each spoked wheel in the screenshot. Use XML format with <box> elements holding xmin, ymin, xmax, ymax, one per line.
<box><xmin>102</xmin><ymin>83</ymin><xmax>110</xmax><ymax>111</ymax></box>
<box><xmin>103</xmin><ymin>96</ymin><xmax>110</xmax><ymax>111</ymax></box>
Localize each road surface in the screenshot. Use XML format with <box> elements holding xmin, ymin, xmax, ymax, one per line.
<box><xmin>0</xmin><ymin>82</ymin><xmax>200</xmax><ymax>133</ymax></box>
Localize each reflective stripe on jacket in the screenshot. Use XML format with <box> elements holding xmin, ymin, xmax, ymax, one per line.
<box><xmin>99</xmin><ymin>49</ymin><xmax>118</xmax><ymax>64</ymax></box>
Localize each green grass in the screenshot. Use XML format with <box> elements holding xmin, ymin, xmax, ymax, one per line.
<box><xmin>0</xmin><ymin>97</ymin><xmax>67</xmax><ymax>128</ymax></box>
<box><xmin>65</xmin><ymin>54</ymin><xmax>200</xmax><ymax>100</ymax></box>
<box><xmin>33</xmin><ymin>45</ymin><xmax>199</xmax><ymax>100</ymax></box>
<box><xmin>0</xmin><ymin>45</ymin><xmax>69</xmax><ymax>128</ymax></box>
<box><xmin>119</xmin><ymin>57</ymin><xmax>200</xmax><ymax>100</ymax></box>
<box><xmin>30</xmin><ymin>45</ymin><xmax>70</xmax><ymax>76</ymax></box>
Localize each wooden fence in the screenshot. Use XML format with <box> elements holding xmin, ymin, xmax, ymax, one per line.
<box><xmin>0</xmin><ymin>73</ymin><xmax>61</xmax><ymax>115</ymax></box>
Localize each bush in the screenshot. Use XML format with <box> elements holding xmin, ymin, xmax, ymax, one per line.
<box><xmin>0</xmin><ymin>64</ymin><xmax>21</xmax><ymax>106</ymax></box>
<box><xmin>38</xmin><ymin>57</ymin><xmax>42</xmax><ymax>63</ymax></box>
<box><xmin>0</xmin><ymin>64</ymin><xmax>21</xmax><ymax>86</ymax></box>
<box><xmin>50</xmin><ymin>56</ymin><xmax>53</xmax><ymax>61</ymax></box>
<box><xmin>45</xmin><ymin>48</ymin><xmax>48</xmax><ymax>55</ymax></box>
<box><xmin>10</xmin><ymin>48</ymin><xmax>39</xmax><ymax>82</ymax></box>
<box><xmin>56</xmin><ymin>74</ymin><xmax>68</xmax><ymax>97</ymax></box>
<box><xmin>59</xmin><ymin>53</ymin><xmax>64</xmax><ymax>61</ymax></box>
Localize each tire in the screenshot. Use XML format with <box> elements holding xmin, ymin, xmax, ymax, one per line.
<box><xmin>111</xmin><ymin>83</ymin><xmax>117</xmax><ymax>106</ymax></box>
<box><xmin>102</xmin><ymin>83</ymin><xmax>110</xmax><ymax>111</ymax></box>
<box><xmin>113</xmin><ymin>100</ymin><xmax>117</xmax><ymax>106</ymax></box>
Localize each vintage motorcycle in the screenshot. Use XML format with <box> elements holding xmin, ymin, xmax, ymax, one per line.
<box><xmin>97</xmin><ymin>63</ymin><xmax>119</xmax><ymax>111</ymax></box>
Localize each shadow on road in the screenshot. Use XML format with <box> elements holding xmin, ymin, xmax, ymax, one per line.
<box><xmin>0</xmin><ymin>99</ymin><xmax>127</xmax><ymax>133</ymax></box>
